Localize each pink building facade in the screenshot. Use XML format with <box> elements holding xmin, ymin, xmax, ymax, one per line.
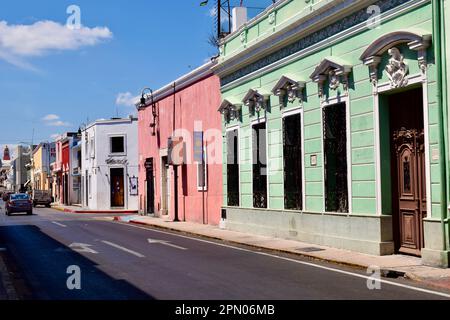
<box><xmin>138</xmin><ymin>62</ymin><xmax>223</xmax><ymax>225</ymax></box>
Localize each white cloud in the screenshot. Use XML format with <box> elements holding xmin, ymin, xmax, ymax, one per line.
<box><xmin>42</xmin><ymin>114</ymin><xmax>71</xmax><ymax>127</ymax></box>
<box><xmin>116</xmin><ymin>92</ymin><xmax>139</xmax><ymax>108</ymax></box>
<box><xmin>0</xmin><ymin>20</ymin><xmax>113</xmax><ymax>69</ymax></box>
<box><xmin>47</xmin><ymin>120</ymin><xmax>71</xmax><ymax>127</ymax></box>
<box><xmin>42</xmin><ymin>114</ymin><xmax>60</xmax><ymax>121</ymax></box>
<box><xmin>50</xmin><ymin>134</ymin><xmax>60</xmax><ymax>140</ymax></box>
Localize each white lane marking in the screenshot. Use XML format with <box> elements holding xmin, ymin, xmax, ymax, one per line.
<box><xmin>51</xmin><ymin>221</ymin><xmax>67</xmax><ymax>228</ymax></box>
<box><xmin>114</xmin><ymin>221</ymin><xmax>450</xmax><ymax>299</ymax></box>
<box><xmin>69</xmin><ymin>243</ymin><xmax>98</xmax><ymax>254</ymax></box>
<box><xmin>148</xmin><ymin>238</ymin><xmax>187</xmax><ymax>250</ymax></box>
<box><xmin>101</xmin><ymin>240</ymin><xmax>145</xmax><ymax>258</ymax></box>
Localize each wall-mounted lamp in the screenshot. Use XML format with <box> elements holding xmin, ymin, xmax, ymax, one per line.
<box><xmin>139</xmin><ymin>88</ymin><xmax>158</xmax><ymax>136</ymax></box>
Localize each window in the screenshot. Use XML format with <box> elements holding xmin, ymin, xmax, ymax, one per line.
<box><xmin>77</xmin><ymin>150</ymin><xmax>81</xmax><ymax>168</ymax></box>
<box><xmin>90</xmin><ymin>138</ymin><xmax>95</xmax><ymax>158</ymax></box>
<box><xmin>197</xmin><ymin>146</ymin><xmax>208</xmax><ymax>191</ymax></box>
<box><xmin>252</xmin><ymin>122</ymin><xmax>267</xmax><ymax>209</ymax></box>
<box><xmin>85</xmin><ymin>138</ymin><xmax>89</xmax><ymax>160</ymax></box>
<box><xmin>323</xmin><ymin>103</ymin><xmax>348</xmax><ymax>213</ymax></box>
<box><xmin>283</xmin><ymin>113</ymin><xmax>303</xmax><ymax>210</ymax></box>
<box><xmin>111</xmin><ymin>136</ymin><xmax>125</xmax><ymax>154</ymax></box>
<box><xmin>227</xmin><ymin>129</ymin><xmax>240</xmax><ymax>206</ymax></box>
<box><xmin>88</xmin><ymin>175</ymin><xmax>92</xmax><ymax>198</ymax></box>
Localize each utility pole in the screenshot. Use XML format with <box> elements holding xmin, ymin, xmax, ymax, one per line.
<box><xmin>217</xmin><ymin>0</ymin><xmax>232</xmax><ymax>39</ymax></box>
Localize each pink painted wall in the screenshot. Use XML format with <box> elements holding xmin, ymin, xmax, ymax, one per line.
<box><xmin>53</xmin><ymin>140</ymin><xmax>63</xmax><ymax>203</ymax></box>
<box><xmin>138</xmin><ymin>74</ymin><xmax>223</xmax><ymax>225</ymax></box>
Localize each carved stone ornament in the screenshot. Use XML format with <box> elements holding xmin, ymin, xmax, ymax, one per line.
<box><xmin>418</xmin><ymin>55</ymin><xmax>427</xmax><ymax>74</ymax></box>
<box><xmin>243</xmin><ymin>89</ymin><xmax>270</xmax><ymax>114</ymax></box>
<box><xmin>328</xmin><ymin>70</ymin><xmax>340</xmax><ymax>90</ymax></box>
<box><xmin>218</xmin><ymin>99</ymin><xmax>242</xmax><ymax>122</ymax></box>
<box><xmin>268</xmin><ymin>12</ymin><xmax>276</xmax><ymax>25</ymax></box>
<box><xmin>272</xmin><ymin>76</ymin><xmax>306</xmax><ymax>106</ymax></box>
<box><xmin>286</xmin><ymin>85</ymin><xmax>298</xmax><ymax>103</ymax></box>
<box><xmin>240</xmin><ymin>31</ymin><xmax>247</xmax><ymax>44</ymax></box>
<box><xmin>385</xmin><ymin>47</ymin><xmax>409</xmax><ymax>88</ymax></box>
<box><xmin>310</xmin><ymin>58</ymin><xmax>352</xmax><ymax>98</ymax></box>
<box><xmin>360</xmin><ymin>31</ymin><xmax>431</xmax><ymax>89</ymax></box>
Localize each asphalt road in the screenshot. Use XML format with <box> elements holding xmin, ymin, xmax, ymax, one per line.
<box><xmin>0</xmin><ymin>200</ymin><xmax>449</xmax><ymax>300</ymax></box>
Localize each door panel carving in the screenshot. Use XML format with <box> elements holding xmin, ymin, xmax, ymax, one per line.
<box><xmin>393</xmin><ymin>128</ymin><xmax>426</xmax><ymax>256</ymax></box>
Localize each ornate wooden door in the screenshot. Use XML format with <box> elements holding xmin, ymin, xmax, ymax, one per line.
<box><xmin>393</xmin><ymin>128</ymin><xmax>426</xmax><ymax>256</ymax></box>
<box><xmin>145</xmin><ymin>158</ymin><xmax>155</xmax><ymax>214</ymax></box>
<box><xmin>111</xmin><ymin>168</ymin><xmax>125</xmax><ymax>208</ymax></box>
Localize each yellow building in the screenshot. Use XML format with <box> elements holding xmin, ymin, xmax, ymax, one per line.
<box><xmin>31</xmin><ymin>143</ymin><xmax>55</xmax><ymax>192</ymax></box>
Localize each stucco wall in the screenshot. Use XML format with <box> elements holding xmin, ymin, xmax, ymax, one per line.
<box><xmin>82</xmin><ymin>119</ymin><xmax>139</xmax><ymax>211</ymax></box>
<box><xmin>138</xmin><ymin>74</ymin><xmax>223</xmax><ymax>225</ymax></box>
<box><xmin>220</xmin><ymin>1</ymin><xmax>441</xmax><ymax>217</ymax></box>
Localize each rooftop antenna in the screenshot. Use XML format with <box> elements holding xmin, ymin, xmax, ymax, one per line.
<box><xmin>31</xmin><ymin>128</ymin><xmax>35</xmax><ymax>148</ymax></box>
<box><xmin>218</xmin><ymin>0</ymin><xmax>232</xmax><ymax>39</ymax></box>
<box><xmin>200</xmin><ymin>0</ymin><xmax>232</xmax><ymax>40</ymax></box>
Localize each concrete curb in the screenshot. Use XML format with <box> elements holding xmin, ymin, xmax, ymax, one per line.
<box><xmin>53</xmin><ymin>206</ymin><xmax>138</xmax><ymax>215</ymax></box>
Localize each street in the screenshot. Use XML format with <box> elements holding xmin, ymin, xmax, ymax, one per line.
<box><xmin>0</xmin><ymin>200</ymin><xmax>448</xmax><ymax>300</ymax></box>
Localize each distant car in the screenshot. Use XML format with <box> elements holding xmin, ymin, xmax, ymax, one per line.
<box><xmin>32</xmin><ymin>190</ymin><xmax>52</xmax><ymax>208</ymax></box>
<box><xmin>2</xmin><ymin>192</ymin><xmax>14</xmax><ymax>202</ymax></box>
<box><xmin>5</xmin><ymin>193</ymin><xmax>33</xmax><ymax>216</ymax></box>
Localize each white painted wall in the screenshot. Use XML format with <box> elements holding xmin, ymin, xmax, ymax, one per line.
<box><xmin>81</xmin><ymin>117</ymin><xmax>139</xmax><ymax>211</ymax></box>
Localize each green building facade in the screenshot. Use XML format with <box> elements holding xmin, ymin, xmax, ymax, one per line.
<box><xmin>215</xmin><ymin>0</ymin><xmax>450</xmax><ymax>267</ymax></box>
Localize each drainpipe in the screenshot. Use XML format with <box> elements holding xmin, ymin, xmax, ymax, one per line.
<box><xmin>432</xmin><ymin>0</ymin><xmax>448</xmax><ymax>253</ymax></box>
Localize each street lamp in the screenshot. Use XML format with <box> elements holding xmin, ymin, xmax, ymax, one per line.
<box><xmin>138</xmin><ymin>88</ymin><xmax>158</xmax><ymax>136</ymax></box>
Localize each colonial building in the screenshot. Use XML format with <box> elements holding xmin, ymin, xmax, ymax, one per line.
<box><xmin>71</xmin><ymin>137</ymin><xmax>82</xmax><ymax>205</ymax></box>
<box><xmin>137</xmin><ymin>62</ymin><xmax>223</xmax><ymax>225</ymax></box>
<box><xmin>51</xmin><ymin>132</ymin><xmax>80</xmax><ymax>205</ymax></box>
<box><xmin>81</xmin><ymin>117</ymin><xmax>139</xmax><ymax>212</ymax></box>
<box><xmin>31</xmin><ymin>142</ymin><xmax>56</xmax><ymax>192</ymax></box>
<box><xmin>13</xmin><ymin>145</ymin><xmax>32</xmax><ymax>193</ymax></box>
<box><xmin>0</xmin><ymin>146</ymin><xmax>12</xmax><ymax>190</ymax></box>
<box><xmin>215</xmin><ymin>0</ymin><xmax>450</xmax><ymax>267</ymax></box>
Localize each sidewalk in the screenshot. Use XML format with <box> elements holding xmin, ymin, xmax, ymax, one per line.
<box><xmin>52</xmin><ymin>204</ymin><xmax>138</xmax><ymax>215</ymax></box>
<box><xmin>113</xmin><ymin>215</ymin><xmax>450</xmax><ymax>288</ymax></box>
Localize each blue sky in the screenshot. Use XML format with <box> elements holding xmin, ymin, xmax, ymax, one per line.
<box><xmin>0</xmin><ymin>0</ymin><xmax>273</xmax><ymax>149</ymax></box>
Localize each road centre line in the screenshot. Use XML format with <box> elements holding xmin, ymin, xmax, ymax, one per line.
<box><xmin>148</xmin><ymin>238</ymin><xmax>187</xmax><ymax>250</ymax></box>
<box><xmin>101</xmin><ymin>240</ymin><xmax>145</xmax><ymax>258</ymax></box>
<box><xmin>51</xmin><ymin>221</ymin><xmax>67</xmax><ymax>228</ymax></box>
<box><xmin>112</xmin><ymin>220</ymin><xmax>450</xmax><ymax>299</ymax></box>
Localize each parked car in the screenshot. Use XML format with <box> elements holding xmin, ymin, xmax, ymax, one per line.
<box><xmin>2</xmin><ymin>191</ymin><xmax>14</xmax><ymax>202</ymax></box>
<box><xmin>32</xmin><ymin>190</ymin><xmax>53</xmax><ymax>208</ymax></box>
<box><xmin>5</xmin><ymin>193</ymin><xmax>33</xmax><ymax>216</ymax></box>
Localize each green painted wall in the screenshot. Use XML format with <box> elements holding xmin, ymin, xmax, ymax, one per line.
<box><xmin>220</xmin><ymin>1</ymin><xmax>447</xmax><ymax>220</ymax></box>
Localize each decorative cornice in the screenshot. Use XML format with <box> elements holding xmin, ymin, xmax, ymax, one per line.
<box><xmin>360</xmin><ymin>30</ymin><xmax>431</xmax><ymax>61</ymax></box>
<box><xmin>272</xmin><ymin>75</ymin><xmax>306</xmax><ymax>104</ymax></box>
<box><xmin>360</xmin><ymin>30</ymin><xmax>431</xmax><ymax>90</ymax></box>
<box><xmin>139</xmin><ymin>61</ymin><xmax>216</xmax><ymax>108</ymax></box>
<box><xmin>218</xmin><ymin>99</ymin><xmax>242</xmax><ymax>122</ymax></box>
<box><xmin>311</xmin><ymin>58</ymin><xmax>352</xmax><ymax>98</ymax></box>
<box><xmin>216</xmin><ymin>0</ymin><xmax>415</xmax><ymax>88</ymax></box>
<box><xmin>243</xmin><ymin>89</ymin><xmax>271</xmax><ymax>114</ymax></box>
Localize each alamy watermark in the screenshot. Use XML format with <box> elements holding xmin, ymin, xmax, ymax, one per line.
<box><xmin>366</xmin><ymin>265</ymin><xmax>382</xmax><ymax>290</ymax></box>
<box><xmin>367</xmin><ymin>5</ymin><xmax>381</xmax><ymax>30</ymax></box>
<box><xmin>66</xmin><ymin>4</ymin><xmax>81</xmax><ymax>30</ymax></box>
<box><xmin>66</xmin><ymin>265</ymin><xmax>82</xmax><ymax>290</ymax></box>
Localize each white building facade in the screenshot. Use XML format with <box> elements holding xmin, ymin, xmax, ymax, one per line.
<box><xmin>81</xmin><ymin>117</ymin><xmax>139</xmax><ymax>211</ymax></box>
